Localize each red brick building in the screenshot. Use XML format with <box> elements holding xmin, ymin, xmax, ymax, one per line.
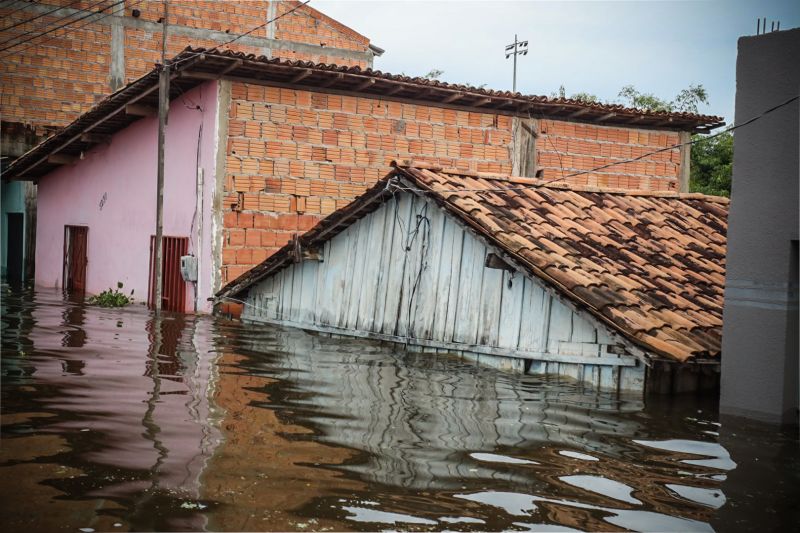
<box><xmin>1</xmin><ymin>1</ymin><xmax>378</xmax><ymax>158</ymax></box>
<box><xmin>1</xmin><ymin>1</ymin><xmax>377</xmax><ymax>283</ymax></box>
<box><xmin>4</xmin><ymin>48</ymin><xmax>723</xmax><ymax>312</ymax></box>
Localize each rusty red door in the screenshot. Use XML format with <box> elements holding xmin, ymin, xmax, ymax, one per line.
<box><xmin>63</xmin><ymin>225</ymin><xmax>88</xmax><ymax>292</ymax></box>
<box><xmin>148</xmin><ymin>235</ymin><xmax>188</xmax><ymax>313</ymax></box>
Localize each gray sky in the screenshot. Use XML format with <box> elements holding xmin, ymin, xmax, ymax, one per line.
<box><xmin>316</xmin><ymin>0</ymin><xmax>800</xmax><ymax>125</ymax></box>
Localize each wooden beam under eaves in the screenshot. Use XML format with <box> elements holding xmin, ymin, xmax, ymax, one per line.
<box><xmin>48</xmin><ymin>153</ymin><xmax>77</xmax><ymax>165</ymax></box>
<box><xmin>441</xmin><ymin>92</ymin><xmax>463</xmax><ymax>104</ymax></box>
<box><xmin>290</xmin><ymin>69</ymin><xmax>313</xmax><ymax>83</ymax></box>
<box><xmin>80</xmin><ymin>133</ymin><xmax>112</xmax><ymax>144</ymax></box>
<box><xmin>473</xmin><ymin>97</ymin><xmax>492</xmax><ymax>107</ymax></box>
<box><xmin>353</xmin><ymin>78</ymin><xmax>376</xmax><ymax>91</ymax></box>
<box><xmin>484</xmin><ymin>252</ymin><xmax>515</xmax><ymax>272</ymax></box>
<box><xmin>219</xmin><ymin>58</ymin><xmax>243</xmax><ymax>76</ymax></box>
<box><xmin>320</xmin><ymin>73</ymin><xmax>344</xmax><ymax>88</ymax></box>
<box><xmin>594</xmin><ymin>112</ymin><xmax>616</xmax><ymax>122</ymax></box>
<box><xmin>125</xmin><ymin>104</ymin><xmax>157</xmax><ymax>117</ymax></box>
<box><xmin>569</xmin><ymin>108</ymin><xmax>591</xmax><ymax>118</ymax></box>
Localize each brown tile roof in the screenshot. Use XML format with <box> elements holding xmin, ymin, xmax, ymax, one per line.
<box><xmin>175</xmin><ymin>47</ymin><xmax>723</xmax><ymax>131</ymax></box>
<box><xmin>219</xmin><ymin>162</ymin><xmax>728</xmax><ymax>363</ymax></box>
<box><xmin>5</xmin><ymin>46</ymin><xmax>724</xmax><ymax>180</ymax></box>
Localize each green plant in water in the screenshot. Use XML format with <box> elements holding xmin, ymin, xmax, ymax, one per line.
<box><xmin>87</xmin><ymin>282</ymin><xmax>134</xmax><ymax>308</ymax></box>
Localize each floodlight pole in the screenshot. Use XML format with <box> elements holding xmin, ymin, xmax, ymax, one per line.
<box><xmin>505</xmin><ymin>34</ymin><xmax>528</xmax><ymax>93</ymax></box>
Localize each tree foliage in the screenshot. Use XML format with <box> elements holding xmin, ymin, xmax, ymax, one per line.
<box><xmin>423</xmin><ymin>68</ymin><xmax>444</xmax><ymax>80</ymax></box>
<box><xmin>689</xmin><ymin>131</ymin><xmax>733</xmax><ymax>197</ymax></box>
<box><xmin>617</xmin><ymin>83</ymin><xmax>708</xmax><ymax>114</ymax></box>
<box><xmin>552</xmin><ymin>85</ymin><xmax>599</xmax><ymax>103</ymax></box>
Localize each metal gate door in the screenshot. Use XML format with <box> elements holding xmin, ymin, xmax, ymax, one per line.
<box><xmin>148</xmin><ymin>235</ymin><xmax>188</xmax><ymax>313</ymax></box>
<box><xmin>63</xmin><ymin>225</ymin><xmax>88</xmax><ymax>292</ymax></box>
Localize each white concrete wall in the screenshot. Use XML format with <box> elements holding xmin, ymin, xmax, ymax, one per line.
<box><xmin>242</xmin><ymin>192</ymin><xmax>645</xmax><ymax>392</ymax></box>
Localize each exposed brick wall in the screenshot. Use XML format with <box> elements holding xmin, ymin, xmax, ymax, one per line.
<box><xmin>0</xmin><ymin>3</ymin><xmax>111</xmax><ymax>133</ymax></box>
<box><xmin>537</xmin><ymin>120</ymin><xmax>682</xmax><ymax>191</ymax></box>
<box><xmin>0</xmin><ymin>1</ymin><xmax>372</xmax><ymax>133</ymax></box>
<box><xmin>220</xmin><ymin>83</ymin><xmax>686</xmax><ymax>283</ymax></box>
<box><xmin>221</xmin><ymin>83</ymin><xmax>514</xmax><ymax>282</ymax></box>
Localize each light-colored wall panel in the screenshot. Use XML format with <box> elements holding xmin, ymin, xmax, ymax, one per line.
<box><xmin>242</xmin><ymin>192</ymin><xmax>644</xmax><ymax>391</ymax></box>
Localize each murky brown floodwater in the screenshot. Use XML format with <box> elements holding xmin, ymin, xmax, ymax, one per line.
<box><xmin>1</xmin><ymin>285</ymin><xmax>798</xmax><ymax>532</ymax></box>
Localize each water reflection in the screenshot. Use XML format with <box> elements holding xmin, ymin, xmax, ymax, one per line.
<box><xmin>1</xmin><ymin>286</ymin><xmax>798</xmax><ymax>532</ymax></box>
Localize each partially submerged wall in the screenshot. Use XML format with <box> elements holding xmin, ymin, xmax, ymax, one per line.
<box><xmin>219</xmin><ymin>83</ymin><xmax>685</xmax><ymax>285</ymax></box>
<box><xmin>35</xmin><ymin>83</ymin><xmax>218</xmax><ymax>311</ymax></box>
<box><xmin>240</xmin><ymin>191</ymin><xmax>646</xmax><ymax>392</ymax></box>
<box><xmin>721</xmin><ymin>28</ymin><xmax>800</xmax><ymax>425</ymax></box>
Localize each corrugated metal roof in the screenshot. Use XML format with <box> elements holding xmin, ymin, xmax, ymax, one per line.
<box><xmin>4</xmin><ymin>47</ymin><xmax>724</xmax><ymax>180</ymax></box>
<box><xmin>219</xmin><ymin>161</ymin><xmax>728</xmax><ymax>363</ymax></box>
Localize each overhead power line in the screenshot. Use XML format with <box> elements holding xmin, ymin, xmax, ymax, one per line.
<box><xmin>0</xmin><ymin>0</ymin><xmax>39</xmax><ymax>20</ymax></box>
<box><xmin>391</xmin><ymin>94</ymin><xmax>800</xmax><ymax>195</ymax></box>
<box><xmin>0</xmin><ymin>0</ymin><xmax>144</xmax><ymax>58</ymax></box>
<box><xmin>0</xmin><ymin>0</ymin><xmax>89</xmax><ymax>34</ymax></box>
<box><xmin>0</xmin><ymin>0</ymin><xmax>125</xmax><ymax>54</ymax></box>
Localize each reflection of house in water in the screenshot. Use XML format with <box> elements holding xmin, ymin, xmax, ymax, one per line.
<box><xmin>237</xmin><ymin>326</ymin><xmax>645</xmax><ymax>490</ymax></box>
<box><xmin>20</xmin><ymin>294</ymin><xmax>222</xmax><ymax>530</ymax></box>
<box><xmin>200</xmin><ymin>331</ymin><xmax>365</xmax><ymax>531</ymax></box>
<box><xmin>234</xmin><ymin>324</ymin><xmax>727</xmax><ymax>530</ymax></box>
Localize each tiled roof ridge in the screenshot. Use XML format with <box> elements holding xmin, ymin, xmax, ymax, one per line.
<box><xmin>391</xmin><ymin>160</ymin><xmax>731</xmax><ymax>204</ymax></box>
<box><xmin>180</xmin><ymin>47</ymin><xmax>724</xmax><ymax>126</ymax></box>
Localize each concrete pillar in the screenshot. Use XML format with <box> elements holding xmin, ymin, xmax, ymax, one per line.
<box><xmin>110</xmin><ymin>2</ymin><xmax>126</xmax><ymax>91</ymax></box>
<box><xmin>720</xmin><ymin>28</ymin><xmax>800</xmax><ymax>425</ymax></box>
<box><xmin>678</xmin><ymin>131</ymin><xmax>691</xmax><ymax>192</ymax></box>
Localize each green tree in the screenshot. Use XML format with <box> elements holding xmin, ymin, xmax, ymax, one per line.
<box><xmin>689</xmin><ymin>131</ymin><xmax>733</xmax><ymax>197</ymax></box>
<box><xmin>551</xmin><ymin>85</ymin><xmax>598</xmax><ymax>103</ymax></box>
<box><xmin>423</xmin><ymin>68</ymin><xmax>444</xmax><ymax>80</ymax></box>
<box><xmin>617</xmin><ymin>83</ymin><xmax>708</xmax><ymax>113</ymax></box>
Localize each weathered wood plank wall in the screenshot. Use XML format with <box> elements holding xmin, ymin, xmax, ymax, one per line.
<box><xmin>243</xmin><ymin>192</ymin><xmax>646</xmax><ymax>392</ymax></box>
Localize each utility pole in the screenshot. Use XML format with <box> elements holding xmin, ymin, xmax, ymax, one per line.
<box><xmin>505</xmin><ymin>34</ymin><xmax>528</xmax><ymax>93</ymax></box>
<box><xmin>154</xmin><ymin>0</ymin><xmax>169</xmax><ymax>314</ymax></box>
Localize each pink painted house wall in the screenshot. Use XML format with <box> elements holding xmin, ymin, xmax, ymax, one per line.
<box><xmin>35</xmin><ymin>82</ymin><xmax>219</xmax><ymax>312</ymax></box>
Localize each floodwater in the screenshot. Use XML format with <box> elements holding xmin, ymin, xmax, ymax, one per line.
<box><xmin>1</xmin><ymin>286</ymin><xmax>798</xmax><ymax>532</ymax></box>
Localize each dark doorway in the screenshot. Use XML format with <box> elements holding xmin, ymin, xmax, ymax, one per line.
<box><xmin>63</xmin><ymin>225</ymin><xmax>88</xmax><ymax>292</ymax></box>
<box><xmin>6</xmin><ymin>213</ymin><xmax>24</xmax><ymax>282</ymax></box>
<box><xmin>148</xmin><ymin>235</ymin><xmax>188</xmax><ymax>313</ymax></box>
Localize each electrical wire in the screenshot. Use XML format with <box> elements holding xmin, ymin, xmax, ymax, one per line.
<box><xmin>0</xmin><ymin>0</ymin><xmax>145</xmax><ymax>58</ymax></box>
<box><xmin>389</xmin><ymin>94</ymin><xmax>800</xmax><ymax>196</ymax></box>
<box><xmin>0</xmin><ymin>0</ymin><xmax>121</xmax><ymax>52</ymax></box>
<box><xmin>0</xmin><ymin>0</ymin><xmax>40</xmax><ymax>20</ymax></box>
<box><xmin>0</xmin><ymin>0</ymin><xmax>90</xmax><ymax>33</ymax></box>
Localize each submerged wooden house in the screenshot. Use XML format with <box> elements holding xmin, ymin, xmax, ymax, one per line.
<box><xmin>216</xmin><ymin>161</ymin><xmax>728</xmax><ymax>394</ymax></box>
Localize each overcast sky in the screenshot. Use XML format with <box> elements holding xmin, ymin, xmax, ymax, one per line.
<box><xmin>316</xmin><ymin>0</ymin><xmax>800</xmax><ymax>124</ymax></box>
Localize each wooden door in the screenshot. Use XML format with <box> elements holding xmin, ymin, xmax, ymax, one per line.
<box><xmin>63</xmin><ymin>225</ymin><xmax>88</xmax><ymax>292</ymax></box>
<box><xmin>148</xmin><ymin>235</ymin><xmax>188</xmax><ymax>313</ymax></box>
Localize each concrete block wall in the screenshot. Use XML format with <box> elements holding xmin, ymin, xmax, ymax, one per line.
<box><xmin>219</xmin><ymin>82</ymin><xmax>686</xmax><ymax>284</ymax></box>
<box><xmin>0</xmin><ymin>1</ymin><xmax>373</xmax><ymax>136</ymax></box>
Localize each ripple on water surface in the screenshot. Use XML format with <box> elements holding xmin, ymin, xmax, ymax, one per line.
<box><xmin>1</xmin><ymin>286</ymin><xmax>798</xmax><ymax>531</ymax></box>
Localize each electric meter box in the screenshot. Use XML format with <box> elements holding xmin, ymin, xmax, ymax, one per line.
<box><xmin>180</xmin><ymin>255</ymin><xmax>198</xmax><ymax>282</ymax></box>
